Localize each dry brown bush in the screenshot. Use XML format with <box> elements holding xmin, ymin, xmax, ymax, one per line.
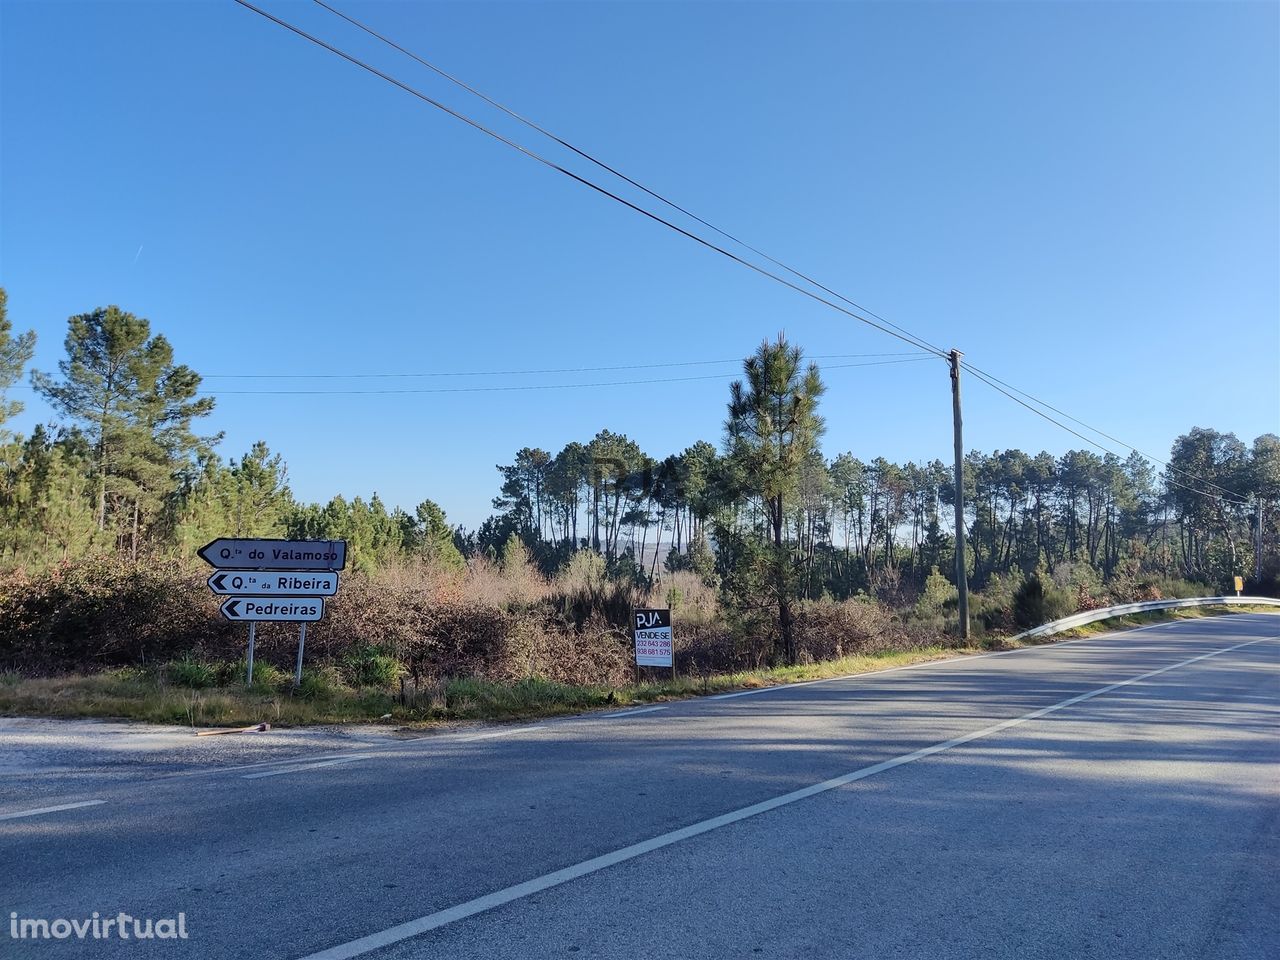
<box><xmin>463</xmin><ymin>554</ymin><xmax>549</xmax><ymax>610</ymax></box>
<box><xmin>793</xmin><ymin>597</ymin><xmax>945</xmax><ymax>662</ymax></box>
<box><xmin>651</xmin><ymin>571</ymin><xmax>720</xmax><ymax>626</ymax></box>
<box><xmin>0</xmin><ymin>555</ymin><xmax>948</xmax><ymax>685</ymax></box>
<box><xmin>0</xmin><ymin>556</ymin><xmax>235</xmax><ymax>672</ymax></box>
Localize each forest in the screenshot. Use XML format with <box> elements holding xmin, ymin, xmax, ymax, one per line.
<box><xmin>1</xmin><ymin>296</ymin><xmax>1276</xmax><ymax>685</ymax></box>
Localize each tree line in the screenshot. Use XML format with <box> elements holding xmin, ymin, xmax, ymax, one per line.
<box><xmin>2</xmin><ymin>297</ymin><xmax>1276</xmax><ymax>659</ymax></box>
<box><xmin>480</xmin><ymin>415</ymin><xmax>1277</xmax><ymax>604</ymax></box>
<box><xmin>0</xmin><ymin>299</ymin><xmax>462</xmax><ymax>573</ymax></box>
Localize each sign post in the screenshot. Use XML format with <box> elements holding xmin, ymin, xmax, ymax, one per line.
<box><xmin>294</xmin><ymin>623</ymin><xmax>308</xmax><ymax>687</ymax></box>
<box><xmin>201</xmin><ymin>538</ymin><xmax>345</xmax><ymax>688</ymax></box>
<box><xmin>1234</xmin><ymin>575</ymin><xmax>1244</xmax><ymax>597</ymax></box>
<box><xmin>246</xmin><ymin>622</ymin><xmax>256</xmax><ymax>685</ymax></box>
<box><xmin>633</xmin><ymin>608</ymin><xmax>675</xmax><ymax>682</ymax></box>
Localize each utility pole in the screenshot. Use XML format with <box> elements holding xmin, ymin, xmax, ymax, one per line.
<box><xmin>949</xmin><ymin>349</ymin><xmax>970</xmax><ymax>639</ymax></box>
<box><xmin>1256</xmin><ymin>497</ymin><xmax>1264</xmax><ymax>585</ymax></box>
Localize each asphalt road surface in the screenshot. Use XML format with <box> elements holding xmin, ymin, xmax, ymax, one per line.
<box><xmin>3</xmin><ymin>614</ymin><xmax>1277</xmax><ymax>959</ymax></box>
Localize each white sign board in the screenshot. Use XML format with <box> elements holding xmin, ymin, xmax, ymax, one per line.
<box><xmin>208</xmin><ymin>570</ymin><xmax>339</xmax><ymax>596</ymax></box>
<box><xmin>633</xmin><ymin>608</ymin><xmax>673</xmax><ymax>667</ymax></box>
<box><xmin>220</xmin><ymin>597</ymin><xmax>325</xmax><ymax>622</ymax></box>
<box><xmin>199</xmin><ymin>538</ymin><xmax>346</xmax><ymax>571</ymax></box>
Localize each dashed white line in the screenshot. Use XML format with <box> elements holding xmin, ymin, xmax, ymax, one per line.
<box><xmin>0</xmin><ymin>799</ymin><xmax>107</xmax><ymax>822</ymax></box>
<box><xmin>295</xmin><ymin>633</ymin><xmax>1271</xmax><ymax>960</ymax></box>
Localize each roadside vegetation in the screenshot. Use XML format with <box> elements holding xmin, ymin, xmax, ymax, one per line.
<box><xmin>0</xmin><ymin>551</ymin><xmax>1273</xmax><ymax>727</ymax></box>
<box><xmin>0</xmin><ymin>294</ymin><xmax>1277</xmax><ymax>725</ymax></box>
<box><xmin>0</xmin><ymin>647</ymin><xmax>975</xmax><ymax>728</ymax></box>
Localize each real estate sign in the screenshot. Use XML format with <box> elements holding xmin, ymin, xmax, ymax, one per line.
<box><xmin>633</xmin><ymin>608</ymin><xmax>673</xmax><ymax>668</ymax></box>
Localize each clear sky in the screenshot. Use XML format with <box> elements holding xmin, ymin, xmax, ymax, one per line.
<box><xmin>2</xmin><ymin>0</ymin><xmax>1277</xmax><ymax>530</ymax></box>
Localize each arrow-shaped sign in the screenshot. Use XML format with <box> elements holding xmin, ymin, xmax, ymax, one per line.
<box><xmin>199</xmin><ymin>538</ymin><xmax>346</xmax><ymax>571</ymax></box>
<box><xmin>220</xmin><ymin>597</ymin><xmax>326</xmax><ymax>622</ymax></box>
<box><xmin>208</xmin><ymin>571</ymin><xmax>339</xmax><ymax>596</ymax></box>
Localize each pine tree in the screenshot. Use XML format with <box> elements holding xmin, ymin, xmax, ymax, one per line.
<box><xmin>32</xmin><ymin>306</ymin><xmax>216</xmax><ymax>556</ymax></box>
<box><xmin>0</xmin><ymin>288</ymin><xmax>37</xmax><ymax>433</ymax></box>
<box><xmin>725</xmin><ymin>334</ymin><xmax>825</xmax><ymax>664</ymax></box>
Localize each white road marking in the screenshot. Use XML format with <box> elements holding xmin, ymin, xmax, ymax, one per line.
<box><xmin>457</xmin><ymin>725</ymin><xmax>541</xmax><ymax>743</ymax></box>
<box><xmin>0</xmin><ymin>799</ymin><xmax>106</xmax><ymax>822</ymax></box>
<box><xmin>241</xmin><ymin>756</ymin><xmax>372</xmax><ymax>779</ymax></box>
<box><xmin>296</xmin><ymin>634</ymin><xmax>1273</xmax><ymax>960</ymax></box>
<box><xmin>596</xmin><ymin>706</ymin><xmax>666</xmax><ymax>719</ymax></box>
<box><xmin>229</xmin><ymin>711</ymin><xmax>658</xmax><ymax>780</ymax></box>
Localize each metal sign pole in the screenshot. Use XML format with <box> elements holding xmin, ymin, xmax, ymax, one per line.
<box><xmin>246</xmin><ymin>622</ymin><xmax>256</xmax><ymax>685</ymax></box>
<box><xmin>294</xmin><ymin>623</ymin><xmax>307</xmax><ymax>688</ymax></box>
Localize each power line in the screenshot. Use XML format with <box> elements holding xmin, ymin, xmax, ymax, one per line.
<box><xmin>310</xmin><ymin>0</ymin><xmax>951</xmax><ymax>359</ymax></box>
<box><xmin>201</xmin><ymin>352</ymin><xmax>930</xmax><ymax>380</ymax></box>
<box><xmin>198</xmin><ymin>356</ymin><xmax>937</xmax><ymax>396</ymax></box>
<box><xmin>229</xmin><ymin>0</ymin><xmax>948</xmax><ymax>359</ymax></box>
<box><xmin>962</xmin><ymin>365</ymin><xmax>1250</xmax><ymax>506</ymax></box>
<box><xmin>961</xmin><ymin>360</ymin><xmax>1250</xmax><ymax>504</ymax></box>
<box><xmin>233</xmin><ymin>0</ymin><xmax>1242</xmax><ymax>507</ymax></box>
<box><xmin>323</xmin><ymin>0</ymin><xmax>1253</xmax><ymax>514</ymax></box>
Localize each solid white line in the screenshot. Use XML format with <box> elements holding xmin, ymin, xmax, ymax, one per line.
<box><xmin>295</xmin><ymin>634</ymin><xmax>1273</xmax><ymax>960</ymax></box>
<box><xmin>0</xmin><ymin>799</ymin><xmax>106</xmax><ymax>822</ymax></box>
<box><xmin>241</xmin><ymin>756</ymin><xmax>372</xmax><ymax>780</ymax></box>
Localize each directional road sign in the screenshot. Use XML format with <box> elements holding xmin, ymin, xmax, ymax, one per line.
<box><xmin>199</xmin><ymin>538</ymin><xmax>346</xmax><ymax>571</ymax></box>
<box><xmin>207</xmin><ymin>570</ymin><xmax>339</xmax><ymax>596</ymax></box>
<box><xmin>220</xmin><ymin>597</ymin><xmax>325</xmax><ymax>622</ymax></box>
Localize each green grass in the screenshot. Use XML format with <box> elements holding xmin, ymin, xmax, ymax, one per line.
<box><xmin>1</xmin><ymin>605</ymin><xmax>1273</xmax><ymax>728</ymax></box>
<box><xmin>0</xmin><ymin>646</ymin><xmax>980</xmax><ymax>728</ymax></box>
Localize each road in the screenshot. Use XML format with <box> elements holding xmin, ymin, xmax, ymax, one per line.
<box><xmin>2</xmin><ymin>614</ymin><xmax>1277</xmax><ymax>959</ymax></box>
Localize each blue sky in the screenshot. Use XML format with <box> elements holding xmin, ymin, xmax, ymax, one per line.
<box><xmin>2</xmin><ymin>0</ymin><xmax>1277</xmax><ymax>530</ymax></box>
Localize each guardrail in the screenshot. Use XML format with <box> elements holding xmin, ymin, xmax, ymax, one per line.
<box><xmin>1009</xmin><ymin>595</ymin><xmax>1280</xmax><ymax>642</ymax></box>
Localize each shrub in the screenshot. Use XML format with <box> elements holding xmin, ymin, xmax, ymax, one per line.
<box><xmin>1012</xmin><ymin>569</ymin><xmax>1075</xmax><ymax>628</ymax></box>
<box><xmin>464</xmin><ymin>553</ymin><xmax>548</xmax><ymax>610</ymax></box>
<box><xmin>1133</xmin><ymin>576</ymin><xmax>1209</xmax><ymax>601</ymax></box>
<box><xmin>913</xmin><ymin>566</ymin><xmax>957</xmax><ymax>620</ymax></box>
<box><xmin>167</xmin><ymin>657</ymin><xmax>222</xmax><ymax>689</ymax></box>
<box><xmin>657</xmin><ymin>570</ymin><xmax>720</xmax><ymax>626</ymax></box>
<box><xmin>970</xmin><ymin>572</ymin><xmax>1022</xmax><ymax>631</ymax></box>
<box><xmin>342</xmin><ymin>646</ymin><xmax>403</xmax><ymax>688</ymax></box>
<box><xmin>0</xmin><ymin>556</ymin><xmax>236</xmax><ymax>673</ymax></box>
<box><xmin>242</xmin><ymin>661</ymin><xmax>289</xmax><ymax>691</ymax></box>
<box><xmin>548</xmin><ymin>556</ymin><xmax>639</xmax><ymax>632</ymax></box>
<box><xmin>794</xmin><ymin>596</ymin><xmax>946</xmax><ymax>662</ymax></box>
<box><xmin>296</xmin><ymin>665</ymin><xmax>348</xmax><ymax>699</ymax></box>
<box><xmin>1051</xmin><ymin>562</ymin><xmax>1105</xmax><ymax>611</ymax></box>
